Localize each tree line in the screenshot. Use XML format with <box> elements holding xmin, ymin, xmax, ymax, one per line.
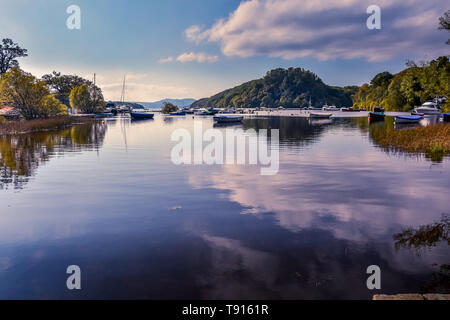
<box><xmin>0</xmin><ymin>38</ymin><xmax>105</xmax><ymax>120</ymax></box>
<box><xmin>353</xmin><ymin>56</ymin><xmax>449</xmax><ymax>112</ymax></box>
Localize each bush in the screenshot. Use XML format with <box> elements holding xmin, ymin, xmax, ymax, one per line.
<box><xmin>162</xmin><ymin>102</ymin><xmax>178</xmax><ymax>114</ymax></box>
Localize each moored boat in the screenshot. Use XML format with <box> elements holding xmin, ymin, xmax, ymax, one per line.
<box><xmin>309</xmin><ymin>112</ymin><xmax>332</xmax><ymax>119</ymax></box>
<box><xmin>414</xmin><ymin>101</ymin><xmax>441</xmax><ymax>115</ymax></box>
<box><xmin>411</xmin><ymin>112</ymin><xmax>425</xmax><ymax>116</ymax></box>
<box><xmin>207</xmin><ymin>108</ymin><xmax>219</xmax><ymax>115</ymax></box>
<box><xmin>169</xmin><ymin>111</ymin><xmax>186</xmax><ymax>116</ymax></box>
<box><xmin>213</xmin><ymin>115</ymin><xmax>244</xmax><ymax>123</ymax></box>
<box><xmin>322</xmin><ymin>105</ymin><xmax>340</xmax><ymax>111</ymax></box>
<box><xmin>130</xmin><ymin>110</ymin><xmax>154</xmax><ymax>120</ymax></box>
<box><xmin>395</xmin><ymin>115</ymin><xmax>423</xmax><ymax>124</ymax></box>
<box><xmin>94</xmin><ymin>112</ymin><xmax>114</xmax><ymax>118</ymax></box>
<box><xmin>369</xmin><ymin>107</ymin><xmax>385</xmax><ymax>122</ymax></box>
<box><xmin>194</xmin><ymin>108</ymin><xmax>209</xmax><ymax>115</ymax></box>
<box><xmin>369</xmin><ymin>112</ymin><xmax>385</xmax><ymax>122</ymax></box>
<box><xmin>341</xmin><ymin>107</ymin><xmax>360</xmax><ymax>112</ymax></box>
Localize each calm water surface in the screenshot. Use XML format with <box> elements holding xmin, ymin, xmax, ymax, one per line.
<box><xmin>0</xmin><ymin>115</ymin><xmax>448</xmax><ymax>299</ymax></box>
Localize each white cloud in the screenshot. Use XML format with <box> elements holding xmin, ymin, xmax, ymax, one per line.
<box><xmin>184</xmin><ymin>25</ymin><xmax>210</xmax><ymax>44</ymax></box>
<box><xmin>185</xmin><ymin>0</ymin><xmax>449</xmax><ymax>61</ymax></box>
<box><xmin>176</xmin><ymin>52</ymin><xmax>219</xmax><ymax>63</ymax></box>
<box><xmin>158</xmin><ymin>52</ymin><xmax>219</xmax><ymax>64</ymax></box>
<box><xmin>158</xmin><ymin>56</ymin><xmax>174</xmax><ymax>64</ymax></box>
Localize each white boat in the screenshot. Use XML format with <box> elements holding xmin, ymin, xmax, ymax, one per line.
<box><xmin>309</xmin><ymin>112</ymin><xmax>332</xmax><ymax>119</ymax></box>
<box><xmin>322</xmin><ymin>105</ymin><xmax>339</xmax><ymax>111</ymax></box>
<box><xmin>194</xmin><ymin>108</ymin><xmax>209</xmax><ymax>115</ymax></box>
<box><xmin>213</xmin><ymin>115</ymin><xmax>244</xmax><ymax>123</ymax></box>
<box><xmin>414</xmin><ymin>101</ymin><xmax>441</xmax><ymax>115</ymax></box>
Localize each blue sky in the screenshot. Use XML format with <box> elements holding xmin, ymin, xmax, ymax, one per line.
<box><xmin>0</xmin><ymin>0</ymin><xmax>448</xmax><ymax>102</ymax></box>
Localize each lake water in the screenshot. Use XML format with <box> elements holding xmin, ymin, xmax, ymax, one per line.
<box><xmin>0</xmin><ymin>115</ymin><xmax>448</xmax><ymax>299</ymax></box>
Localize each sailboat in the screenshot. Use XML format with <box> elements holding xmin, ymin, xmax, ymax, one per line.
<box><xmin>118</xmin><ymin>76</ymin><xmax>130</xmax><ymax>113</ymax></box>
<box><xmin>119</xmin><ymin>75</ymin><xmax>154</xmax><ymax>120</ymax></box>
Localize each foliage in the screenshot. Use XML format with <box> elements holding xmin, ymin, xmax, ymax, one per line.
<box><xmin>439</xmin><ymin>10</ymin><xmax>450</xmax><ymax>44</ymax></box>
<box><xmin>162</xmin><ymin>102</ymin><xmax>178</xmax><ymax>114</ymax></box>
<box><xmin>69</xmin><ymin>84</ymin><xmax>105</xmax><ymax>114</ymax></box>
<box><xmin>39</xmin><ymin>95</ymin><xmax>68</xmax><ymax>117</ymax></box>
<box><xmin>191</xmin><ymin>68</ymin><xmax>358</xmax><ymax>109</ymax></box>
<box><xmin>394</xmin><ymin>215</ymin><xmax>450</xmax><ymax>250</ymax></box>
<box><xmin>0</xmin><ymin>116</ymin><xmax>92</xmax><ymax>135</ymax></box>
<box><xmin>353</xmin><ymin>56</ymin><xmax>450</xmax><ymax>111</ymax></box>
<box><xmin>42</xmin><ymin>71</ymin><xmax>92</xmax><ymax>106</ymax></box>
<box><xmin>0</xmin><ymin>38</ymin><xmax>28</xmax><ymax>74</ymax></box>
<box><xmin>0</xmin><ymin>67</ymin><xmax>68</xmax><ymax>119</ymax></box>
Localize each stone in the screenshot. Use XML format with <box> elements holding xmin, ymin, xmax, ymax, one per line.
<box><xmin>423</xmin><ymin>294</ymin><xmax>450</xmax><ymax>300</ymax></box>
<box><xmin>373</xmin><ymin>294</ymin><xmax>424</xmax><ymax>300</ymax></box>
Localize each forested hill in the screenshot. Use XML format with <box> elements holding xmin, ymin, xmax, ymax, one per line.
<box><xmin>191</xmin><ymin>68</ymin><xmax>359</xmax><ymax>109</ymax></box>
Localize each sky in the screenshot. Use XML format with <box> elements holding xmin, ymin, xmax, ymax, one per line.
<box><xmin>0</xmin><ymin>0</ymin><xmax>448</xmax><ymax>102</ymax></box>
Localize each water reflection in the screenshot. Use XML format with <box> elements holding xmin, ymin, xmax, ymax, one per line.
<box><xmin>187</xmin><ymin>116</ymin><xmax>449</xmax><ymax>298</ymax></box>
<box><xmin>354</xmin><ymin>116</ymin><xmax>449</xmax><ymax>162</ymax></box>
<box><xmin>0</xmin><ymin>122</ymin><xmax>106</xmax><ymax>190</ymax></box>
<box><xmin>243</xmin><ymin>117</ymin><xmax>332</xmax><ymax>146</ymax></box>
<box><xmin>0</xmin><ymin>115</ymin><xmax>448</xmax><ymax>299</ymax></box>
<box><xmin>394</xmin><ymin>215</ymin><xmax>450</xmax><ymax>293</ymax></box>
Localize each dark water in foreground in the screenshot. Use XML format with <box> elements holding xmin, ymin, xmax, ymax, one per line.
<box><xmin>0</xmin><ymin>115</ymin><xmax>448</xmax><ymax>299</ymax></box>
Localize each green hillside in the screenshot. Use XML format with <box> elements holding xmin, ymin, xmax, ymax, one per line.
<box><xmin>353</xmin><ymin>56</ymin><xmax>450</xmax><ymax>112</ymax></box>
<box><xmin>191</xmin><ymin>68</ymin><xmax>358</xmax><ymax>109</ymax></box>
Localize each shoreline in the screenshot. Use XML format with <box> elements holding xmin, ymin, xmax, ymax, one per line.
<box><xmin>0</xmin><ymin>116</ymin><xmax>96</xmax><ymax>135</ymax></box>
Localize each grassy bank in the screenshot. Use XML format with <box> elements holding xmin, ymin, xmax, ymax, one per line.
<box><xmin>0</xmin><ymin>116</ymin><xmax>95</xmax><ymax>135</ymax></box>
<box><xmin>371</xmin><ymin>123</ymin><xmax>450</xmax><ymax>161</ymax></box>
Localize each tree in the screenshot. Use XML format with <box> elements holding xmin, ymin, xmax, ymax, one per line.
<box><xmin>39</xmin><ymin>95</ymin><xmax>69</xmax><ymax>118</ymax></box>
<box><xmin>370</xmin><ymin>71</ymin><xmax>393</xmax><ymax>87</ymax></box>
<box><xmin>162</xmin><ymin>102</ymin><xmax>178</xmax><ymax>114</ymax></box>
<box><xmin>0</xmin><ymin>67</ymin><xmax>67</xmax><ymax>119</ymax></box>
<box><xmin>439</xmin><ymin>10</ymin><xmax>450</xmax><ymax>44</ymax></box>
<box><xmin>0</xmin><ymin>38</ymin><xmax>28</xmax><ymax>74</ymax></box>
<box><xmin>69</xmin><ymin>84</ymin><xmax>105</xmax><ymax>114</ymax></box>
<box><xmin>353</xmin><ymin>56</ymin><xmax>450</xmax><ymax>111</ymax></box>
<box><xmin>42</xmin><ymin>71</ymin><xmax>92</xmax><ymax>106</ymax></box>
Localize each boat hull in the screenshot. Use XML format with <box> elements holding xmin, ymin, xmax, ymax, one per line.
<box><xmin>130</xmin><ymin>112</ymin><xmax>154</xmax><ymax>120</ymax></box>
<box><xmin>213</xmin><ymin>115</ymin><xmax>244</xmax><ymax>123</ymax></box>
<box><xmin>369</xmin><ymin>112</ymin><xmax>385</xmax><ymax>122</ymax></box>
<box><xmin>395</xmin><ymin>115</ymin><xmax>423</xmax><ymax>123</ymax></box>
<box><xmin>309</xmin><ymin>112</ymin><xmax>332</xmax><ymax>119</ymax></box>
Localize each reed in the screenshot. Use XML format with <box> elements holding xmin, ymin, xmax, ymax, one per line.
<box><xmin>0</xmin><ymin>116</ymin><xmax>94</xmax><ymax>135</ymax></box>
<box><xmin>372</xmin><ymin>123</ymin><xmax>450</xmax><ymax>161</ymax></box>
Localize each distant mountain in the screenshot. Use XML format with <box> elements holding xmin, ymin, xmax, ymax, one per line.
<box><xmin>106</xmin><ymin>98</ymin><xmax>196</xmax><ymax>109</ymax></box>
<box><xmin>191</xmin><ymin>68</ymin><xmax>358</xmax><ymax>109</ymax></box>
<box><xmin>139</xmin><ymin>98</ymin><xmax>196</xmax><ymax>109</ymax></box>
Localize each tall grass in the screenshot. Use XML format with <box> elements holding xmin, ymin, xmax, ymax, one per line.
<box><xmin>371</xmin><ymin>123</ymin><xmax>450</xmax><ymax>162</ymax></box>
<box><xmin>0</xmin><ymin>116</ymin><xmax>94</xmax><ymax>135</ymax></box>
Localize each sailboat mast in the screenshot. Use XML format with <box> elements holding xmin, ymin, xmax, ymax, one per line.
<box><xmin>120</xmin><ymin>75</ymin><xmax>126</xmax><ymax>103</ymax></box>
